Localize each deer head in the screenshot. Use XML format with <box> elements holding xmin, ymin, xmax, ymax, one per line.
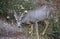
<box><xmin>14</xmin><ymin>10</ymin><xmax>24</xmax><ymax>27</ymax></box>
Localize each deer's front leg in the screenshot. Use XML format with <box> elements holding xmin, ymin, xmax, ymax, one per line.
<box><xmin>30</xmin><ymin>24</ymin><xmax>34</xmax><ymax>36</ymax></box>
<box><xmin>28</xmin><ymin>24</ymin><xmax>34</xmax><ymax>39</ymax></box>
<box><xmin>42</xmin><ymin>20</ymin><xmax>49</xmax><ymax>35</ymax></box>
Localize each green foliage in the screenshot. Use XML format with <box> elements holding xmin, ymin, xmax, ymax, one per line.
<box><xmin>0</xmin><ymin>0</ymin><xmax>35</xmax><ymax>17</ymax></box>
<box><xmin>13</xmin><ymin>0</ymin><xmax>35</xmax><ymax>13</ymax></box>
<box><xmin>0</xmin><ymin>0</ymin><xmax>8</xmax><ymax>17</ymax></box>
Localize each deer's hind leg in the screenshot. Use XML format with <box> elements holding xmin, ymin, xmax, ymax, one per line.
<box><xmin>35</xmin><ymin>22</ymin><xmax>40</xmax><ymax>39</ymax></box>
<box><xmin>42</xmin><ymin>20</ymin><xmax>50</xmax><ymax>36</ymax></box>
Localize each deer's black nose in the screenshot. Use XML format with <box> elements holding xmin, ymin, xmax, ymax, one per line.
<box><xmin>18</xmin><ymin>26</ymin><xmax>21</xmax><ymax>28</ymax></box>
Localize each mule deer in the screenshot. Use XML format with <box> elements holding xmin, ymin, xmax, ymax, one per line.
<box><xmin>14</xmin><ymin>5</ymin><xmax>56</xmax><ymax>39</ymax></box>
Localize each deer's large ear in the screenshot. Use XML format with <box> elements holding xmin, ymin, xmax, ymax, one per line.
<box><xmin>19</xmin><ymin>13</ymin><xmax>24</xmax><ymax>21</ymax></box>
<box><xmin>14</xmin><ymin>10</ymin><xmax>18</xmax><ymax>20</ymax></box>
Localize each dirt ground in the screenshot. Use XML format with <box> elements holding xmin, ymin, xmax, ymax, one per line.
<box><xmin>0</xmin><ymin>19</ymin><xmax>54</xmax><ymax>39</ymax></box>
